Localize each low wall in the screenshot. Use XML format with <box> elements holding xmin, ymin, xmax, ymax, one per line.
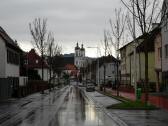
<box><xmin>19</xmin><ymin>76</ymin><xmax>28</xmax><ymax>86</ymax></box>
<box><xmin>0</xmin><ymin>78</ymin><xmax>12</xmax><ymax>99</ymax></box>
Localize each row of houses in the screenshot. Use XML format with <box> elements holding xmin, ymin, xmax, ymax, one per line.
<box><xmin>119</xmin><ymin>19</ymin><xmax>168</xmax><ymax>93</ymax></box>
<box><xmin>82</xmin><ymin>0</ymin><xmax>168</xmax><ymax>93</ymax></box>
<box><xmin>83</xmin><ymin>26</ymin><xmax>166</xmax><ymax>94</ymax></box>
<box><xmin>83</xmin><ymin>55</ymin><xmax>118</xmax><ymax>87</ymax></box>
<box><xmin>0</xmin><ymin>26</ymin><xmax>55</xmax><ymax>99</ymax></box>
<box><xmin>0</xmin><ymin>26</ymin><xmax>78</xmax><ymax>99</ymax></box>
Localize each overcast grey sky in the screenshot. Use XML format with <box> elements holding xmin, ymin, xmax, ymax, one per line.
<box><xmin>0</xmin><ymin>0</ymin><xmax>122</xmax><ymax>57</ymax></box>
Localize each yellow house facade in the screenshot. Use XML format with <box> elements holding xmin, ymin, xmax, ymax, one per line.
<box><xmin>120</xmin><ymin>29</ymin><xmax>160</xmax><ymax>92</ymax></box>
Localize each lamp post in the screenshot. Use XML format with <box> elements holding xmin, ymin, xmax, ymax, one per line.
<box><xmin>87</xmin><ymin>47</ymin><xmax>100</xmax><ymax>88</ymax></box>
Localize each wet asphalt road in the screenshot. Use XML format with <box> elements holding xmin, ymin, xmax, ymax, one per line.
<box><xmin>0</xmin><ymin>85</ymin><xmax>119</xmax><ymax>126</ymax></box>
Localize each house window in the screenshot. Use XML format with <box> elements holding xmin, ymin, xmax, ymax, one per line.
<box><xmin>7</xmin><ymin>49</ymin><xmax>19</xmax><ymax>65</ymax></box>
<box><xmin>165</xmin><ymin>44</ymin><xmax>168</xmax><ymax>58</ymax></box>
<box><xmin>36</xmin><ymin>60</ymin><xmax>38</xmax><ymax>64</ymax></box>
<box><xmin>24</xmin><ymin>59</ymin><xmax>28</xmax><ymax>65</ymax></box>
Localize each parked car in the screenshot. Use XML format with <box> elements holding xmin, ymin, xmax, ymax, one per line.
<box><xmin>86</xmin><ymin>79</ymin><xmax>96</xmax><ymax>86</ymax></box>
<box><xmin>78</xmin><ymin>82</ymin><xmax>84</xmax><ymax>87</ymax></box>
<box><xmin>86</xmin><ymin>84</ymin><xmax>95</xmax><ymax>92</ymax></box>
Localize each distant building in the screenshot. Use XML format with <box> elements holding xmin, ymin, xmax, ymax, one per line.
<box><xmin>74</xmin><ymin>42</ymin><xmax>87</xmax><ymax>69</ymax></box>
<box><xmin>24</xmin><ymin>49</ymin><xmax>49</xmax><ymax>81</ymax></box>
<box><xmin>64</xmin><ymin>64</ymin><xmax>78</xmax><ymax>77</ymax></box>
<box><xmin>63</xmin><ymin>54</ymin><xmax>74</xmax><ymax>66</ymax></box>
<box><xmin>63</xmin><ymin>53</ymin><xmax>74</xmax><ymax>57</ymax></box>
<box><xmin>98</xmin><ymin>56</ymin><xmax>118</xmax><ymax>86</ymax></box>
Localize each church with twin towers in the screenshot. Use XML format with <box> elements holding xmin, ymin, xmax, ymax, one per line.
<box><xmin>74</xmin><ymin>42</ymin><xmax>87</xmax><ymax>69</ymax></box>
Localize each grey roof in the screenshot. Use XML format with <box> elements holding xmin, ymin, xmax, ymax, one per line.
<box><xmin>0</xmin><ymin>26</ymin><xmax>22</xmax><ymax>52</ymax></box>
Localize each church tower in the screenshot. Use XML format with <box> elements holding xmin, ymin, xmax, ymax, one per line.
<box><xmin>74</xmin><ymin>42</ymin><xmax>86</xmax><ymax>69</ymax></box>
<box><xmin>81</xmin><ymin>44</ymin><xmax>85</xmax><ymax>57</ymax></box>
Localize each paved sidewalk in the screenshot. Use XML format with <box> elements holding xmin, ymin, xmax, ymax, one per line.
<box><xmin>86</xmin><ymin>91</ymin><xmax>121</xmax><ymax>107</ymax></box>
<box><xmin>110</xmin><ymin>109</ymin><xmax>168</xmax><ymax>126</ymax></box>
<box><xmin>105</xmin><ymin>88</ymin><xmax>168</xmax><ymax>110</ymax></box>
<box><xmin>83</xmin><ymin>89</ymin><xmax>128</xmax><ymax>126</ymax></box>
<box><xmin>85</xmin><ymin>90</ymin><xmax>168</xmax><ymax>126</ymax></box>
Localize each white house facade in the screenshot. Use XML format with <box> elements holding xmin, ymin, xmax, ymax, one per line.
<box><xmin>0</xmin><ymin>26</ymin><xmax>22</xmax><ymax>98</ymax></box>
<box><xmin>0</xmin><ymin>38</ymin><xmax>20</xmax><ymax>78</ymax></box>
<box><xmin>97</xmin><ymin>62</ymin><xmax>117</xmax><ymax>85</ymax></box>
<box><xmin>36</xmin><ymin>68</ymin><xmax>49</xmax><ymax>81</ymax></box>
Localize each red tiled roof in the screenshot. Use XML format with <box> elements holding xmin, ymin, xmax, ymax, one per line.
<box><xmin>25</xmin><ymin>49</ymin><xmax>49</xmax><ymax>69</ymax></box>
<box><xmin>65</xmin><ymin>64</ymin><xmax>77</xmax><ymax>70</ymax></box>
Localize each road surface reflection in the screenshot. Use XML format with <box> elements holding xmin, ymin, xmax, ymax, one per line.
<box><xmin>51</xmin><ymin>86</ymin><xmax>117</xmax><ymax>126</ymax></box>
<box><xmin>0</xmin><ymin>86</ymin><xmax>119</xmax><ymax>126</ymax></box>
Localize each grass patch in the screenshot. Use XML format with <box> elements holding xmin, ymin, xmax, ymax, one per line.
<box><xmin>96</xmin><ymin>89</ymin><xmax>158</xmax><ymax>110</ymax></box>
<box><xmin>107</xmin><ymin>100</ymin><xmax>157</xmax><ymax>110</ymax></box>
<box><xmin>96</xmin><ymin>89</ymin><xmax>129</xmax><ymax>102</ymax></box>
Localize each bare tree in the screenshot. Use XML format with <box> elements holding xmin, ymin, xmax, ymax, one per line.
<box><xmin>109</xmin><ymin>8</ymin><xmax>126</xmax><ymax>57</ymax></box>
<box><xmin>102</xmin><ymin>30</ymin><xmax>109</xmax><ymax>91</ymax></box>
<box><xmin>53</xmin><ymin>43</ymin><xmax>62</xmax><ymax>56</ymax></box>
<box><xmin>121</xmin><ymin>0</ymin><xmax>161</xmax><ymax>33</ymax></box>
<box><xmin>29</xmin><ymin>18</ymin><xmax>48</xmax><ymax>81</ymax></box>
<box><xmin>47</xmin><ymin>32</ymin><xmax>54</xmax><ymax>90</ymax></box>
<box><xmin>52</xmin><ymin>44</ymin><xmax>62</xmax><ymax>85</ymax></box>
<box><xmin>121</xmin><ymin>0</ymin><xmax>162</xmax><ymax>103</ymax></box>
<box><xmin>47</xmin><ymin>32</ymin><xmax>62</xmax><ymax>89</ymax></box>
<box><xmin>107</xmin><ymin>8</ymin><xmax>126</xmax><ymax>96</ymax></box>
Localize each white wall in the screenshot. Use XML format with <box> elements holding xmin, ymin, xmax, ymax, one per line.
<box><xmin>75</xmin><ymin>57</ymin><xmax>87</xmax><ymax>68</ymax></box>
<box><xmin>37</xmin><ymin>68</ymin><xmax>49</xmax><ymax>81</ymax></box>
<box><xmin>0</xmin><ymin>37</ymin><xmax>20</xmax><ymax>78</ymax></box>
<box><xmin>19</xmin><ymin>76</ymin><xmax>28</xmax><ymax>86</ymax></box>
<box><xmin>0</xmin><ymin>37</ymin><xmax>6</xmax><ymax>78</ymax></box>
<box><xmin>6</xmin><ymin>64</ymin><xmax>20</xmax><ymax>77</ymax></box>
<box><xmin>97</xmin><ymin>63</ymin><xmax>117</xmax><ymax>84</ymax></box>
<box><xmin>74</xmin><ymin>48</ymin><xmax>87</xmax><ymax>68</ymax></box>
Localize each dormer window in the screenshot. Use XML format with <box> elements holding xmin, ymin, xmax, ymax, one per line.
<box><xmin>36</xmin><ymin>60</ymin><xmax>38</xmax><ymax>64</ymax></box>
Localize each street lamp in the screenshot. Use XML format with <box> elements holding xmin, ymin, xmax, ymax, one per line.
<box><xmin>87</xmin><ymin>47</ymin><xmax>100</xmax><ymax>88</ymax></box>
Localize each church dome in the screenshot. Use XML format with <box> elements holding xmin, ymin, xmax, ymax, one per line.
<box><xmin>75</xmin><ymin>42</ymin><xmax>80</xmax><ymax>50</ymax></box>
<box><xmin>80</xmin><ymin>44</ymin><xmax>85</xmax><ymax>51</ymax></box>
